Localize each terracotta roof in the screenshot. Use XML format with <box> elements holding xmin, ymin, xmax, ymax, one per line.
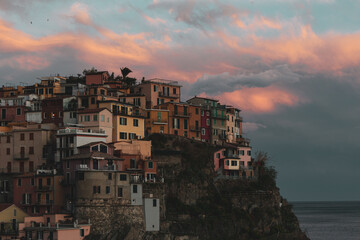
<box><xmin>64</xmin><ymin>151</ymin><xmax>123</xmax><ymax>161</ymax></box>
<box><xmin>78</xmin><ymin>108</ymin><xmax>109</xmax><ymax>114</ymax></box>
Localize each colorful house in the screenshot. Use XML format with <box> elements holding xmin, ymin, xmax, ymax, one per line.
<box><xmin>18</xmin><ymin>214</ymin><xmax>91</xmax><ymax>240</ymax></box>
<box><xmin>0</xmin><ymin>203</ymin><xmax>28</xmax><ymax>239</ymax></box>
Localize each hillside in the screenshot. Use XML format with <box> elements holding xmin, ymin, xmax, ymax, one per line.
<box><xmin>85</xmin><ymin>134</ymin><xmax>309</xmax><ymax>240</ymax></box>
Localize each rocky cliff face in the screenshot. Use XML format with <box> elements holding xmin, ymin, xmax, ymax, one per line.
<box><xmin>84</xmin><ymin>134</ymin><xmax>308</xmax><ymax>240</ymax></box>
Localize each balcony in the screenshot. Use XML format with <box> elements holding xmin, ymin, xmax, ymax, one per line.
<box><xmin>158</xmin><ymin>92</ymin><xmax>180</xmax><ymax>99</ymax></box>
<box><xmin>76</xmin><ymin>164</ymin><xmax>118</xmax><ymax>171</ymax></box>
<box><xmin>13</xmin><ymin>154</ymin><xmax>29</xmax><ymax>161</ymax></box>
<box><xmin>35</xmin><ymin>186</ymin><xmax>53</xmax><ymax>192</ymax></box>
<box><xmin>152</xmin><ymin>120</ymin><xmax>168</xmax><ymax>125</ymax></box>
<box><xmin>36</xmin><ymin>200</ymin><xmax>53</xmax><ymax>205</ymax></box>
<box><xmin>190</xmin><ymin>126</ymin><xmax>201</xmax><ymax>132</ymax></box>
<box><xmin>173</xmin><ymin>112</ymin><xmax>191</xmax><ymax>118</ymax></box>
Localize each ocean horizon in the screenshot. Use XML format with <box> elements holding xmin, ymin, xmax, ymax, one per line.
<box><xmin>291</xmin><ymin>201</ymin><xmax>360</xmax><ymax>240</ymax></box>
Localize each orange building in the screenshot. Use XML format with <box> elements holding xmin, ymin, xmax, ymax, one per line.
<box><xmin>133</xmin><ymin>79</ymin><xmax>181</xmax><ymax>108</ymax></box>
<box><xmin>155</xmin><ymin>102</ymin><xmax>201</xmax><ymax>140</ymax></box>
<box><xmin>145</xmin><ymin>109</ymin><xmax>169</xmax><ymax>136</ymax></box>
<box><xmin>34</xmin><ymin>76</ymin><xmax>66</xmax><ymax>99</ymax></box>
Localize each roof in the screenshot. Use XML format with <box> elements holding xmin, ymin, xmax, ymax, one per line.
<box><xmin>187</xmin><ymin>96</ymin><xmax>219</xmax><ymax>102</ymax></box>
<box><xmin>64</xmin><ymin>151</ymin><xmax>123</xmax><ymax>161</ymax></box>
<box><xmin>85</xmin><ymin>71</ymin><xmax>109</xmax><ymax>76</ymax></box>
<box><xmin>78</xmin><ymin>141</ymin><xmax>113</xmax><ymax>148</ymax></box>
<box><xmin>78</xmin><ymin>108</ymin><xmax>109</xmax><ymax>114</ymax></box>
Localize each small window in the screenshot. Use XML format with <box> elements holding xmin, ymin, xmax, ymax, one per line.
<box><xmin>29</xmin><ymin>147</ymin><xmax>34</xmax><ymax>155</ymax></box>
<box><xmin>16</xmin><ymin>108</ymin><xmax>21</xmax><ymax>115</ymax></box>
<box><xmin>133</xmin><ymin>119</ymin><xmax>139</xmax><ymax>127</ymax></box>
<box><xmin>118</xmin><ymin>187</ymin><xmax>123</xmax><ymax>197</ymax></box>
<box><xmin>47</xmin><ymin>178</ymin><xmax>51</xmax><ymax>186</ymax></box>
<box><xmin>101</xmin><ymin>115</ymin><xmax>105</xmax><ymax>122</ymax></box>
<box><xmin>225</xmin><ymin>160</ymin><xmax>229</xmax><ymax>166</ymax></box>
<box><xmin>247</xmin><ymin>150</ymin><xmax>251</xmax><ymax>156</ymax></box>
<box><xmin>80</xmin><ymin>229</ymin><xmax>84</xmax><ymax>237</ymax></box>
<box><xmin>153</xmin><ymin>199</ymin><xmax>157</xmax><ymax>207</ymax></box>
<box><xmin>20</xmin><ymin>133</ymin><xmax>25</xmax><ymax>141</ymax></box>
<box><xmin>120</xmin><ymin>132</ymin><xmax>127</xmax><ymax>139</ymax></box>
<box><xmin>18</xmin><ymin>178</ymin><xmax>22</xmax><ymax>186</ymax></box>
<box><xmin>93</xmin><ymin>115</ymin><xmax>98</xmax><ymax>121</ymax></box>
<box><xmin>78</xmin><ymin>172</ymin><xmax>84</xmax><ymax>180</ymax></box>
<box><xmin>153</xmin><ymin>85</ymin><xmax>158</xmax><ymax>92</ymax></box>
<box><xmin>14</xmin><ymin>209</ymin><xmax>17</xmax><ymax>216</ymax></box>
<box><xmin>120</xmin><ymin>118</ymin><xmax>127</xmax><ymax>125</ymax></box>
<box><xmin>97</xmin><ymin>186</ymin><xmax>101</xmax><ymax>193</ymax></box>
<box><xmin>93</xmin><ymin>186</ymin><xmax>97</xmax><ymax>194</ymax></box>
<box><xmin>148</xmin><ymin>161</ymin><xmax>153</xmax><ymax>169</ymax></box>
<box><xmin>29</xmin><ymin>133</ymin><xmax>34</xmax><ymax>140</ymax></box>
<box><xmin>133</xmin><ymin>185</ymin><xmax>138</xmax><ymax>193</ymax></box>
<box><xmin>108</xmin><ymin>173</ymin><xmax>112</xmax><ymax>180</ymax></box>
<box><xmin>120</xmin><ymin>174</ymin><xmax>127</xmax><ymax>181</ymax></box>
<box><xmin>231</xmin><ymin>161</ymin><xmax>237</xmax><ymax>166</ymax></box>
<box><xmin>106</xmin><ymin>186</ymin><xmax>110</xmax><ymax>194</ymax></box>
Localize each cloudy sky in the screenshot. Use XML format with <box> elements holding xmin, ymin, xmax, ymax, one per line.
<box><xmin>1</xmin><ymin>0</ymin><xmax>360</xmax><ymax>201</ymax></box>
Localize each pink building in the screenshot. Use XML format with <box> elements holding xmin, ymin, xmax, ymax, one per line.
<box><xmin>77</xmin><ymin>108</ymin><xmax>113</xmax><ymax>143</ymax></box>
<box><xmin>18</xmin><ymin>214</ymin><xmax>91</xmax><ymax>240</ymax></box>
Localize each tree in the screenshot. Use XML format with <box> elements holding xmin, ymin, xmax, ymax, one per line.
<box><xmin>120</xmin><ymin>67</ymin><xmax>137</xmax><ymax>87</ymax></box>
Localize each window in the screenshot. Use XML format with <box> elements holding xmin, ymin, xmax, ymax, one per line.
<box><xmin>6</xmin><ymin>136</ymin><xmax>10</xmax><ymax>143</ymax></box>
<box><xmin>173</xmin><ymin>118</ymin><xmax>180</xmax><ymax>129</ymax></box>
<box><xmin>6</xmin><ymin>148</ymin><xmax>10</xmax><ymax>155</ymax></box>
<box><xmin>133</xmin><ymin>119</ymin><xmax>139</xmax><ymax>127</ymax></box>
<box><xmin>66</xmin><ymin>172</ymin><xmax>70</xmax><ymax>184</ymax></box>
<box><xmin>29</xmin><ymin>147</ymin><xmax>34</xmax><ymax>155</ymax></box>
<box><xmin>153</xmin><ymin>85</ymin><xmax>158</xmax><ymax>92</ymax></box>
<box><xmin>101</xmin><ymin>115</ymin><xmax>105</xmax><ymax>122</ymax></box>
<box><xmin>80</xmin><ymin>229</ymin><xmax>84</xmax><ymax>237</ymax></box>
<box><xmin>184</xmin><ymin>131</ymin><xmax>188</xmax><ymax>137</ymax></box>
<box><xmin>84</xmin><ymin>115</ymin><xmax>90</xmax><ymax>122</ymax></box>
<box><xmin>29</xmin><ymin>133</ymin><xmax>34</xmax><ymax>140</ymax></box>
<box><xmin>66</xmin><ymin>160</ymin><xmax>70</xmax><ymax>169</ymax></box>
<box><xmin>120</xmin><ymin>118</ymin><xmax>127</xmax><ymax>125</ymax></box>
<box><xmin>31</xmin><ymin>178</ymin><xmax>34</xmax><ymax>186</ymax></box>
<box><xmin>148</xmin><ymin>161</ymin><xmax>153</xmax><ymax>169</ymax></box>
<box><xmin>231</xmin><ymin>161</ymin><xmax>237</xmax><ymax>166</ymax></box>
<box><xmin>129</xmin><ymin>133</ymin><xmax>136</xmax><ymax>140</ymax></box>
<box><xmin>206</xmin><ymin>119</ymin><xmax>210</xmax><ymax>126</ymax></box>
<box><xmin>184</xmin><ymin>119</ymin><xmax>188</xmax><ymax>129</ymax></box>
<box><xmin>214</xmin><ymin>119</ymin><xmax>217</xmax><ymax>125</ymax></box>
<box><xmin>93</xmin><ymin>186</ymin><xmax>97</xmax><ymax>194</ymax></box>
<box><xmin>173</xmin><ymin>88</ymin><xmax>176</xmax><ymax>94</ymax></box>
<box><xmin>18</xmin><ymin>178</ymin><xmax>21</xmax><ymax>186</ymax></box>
<box><xmin>16</xmin><ymin>108</ymin><xmax>21</xmax><ymax>115</ymax></box>
<box><xmin>2</xmin><ymin>109</ymin><xmax>6</xmax><ymax>119</ymax></box>
<box><xmin>100</xmin><ymin>89</ymin><xmax>105</xmax><ymax>95</ymax></box>
<box><xmin>108</xmin><ymin>173</ymin><xmax>112</xmax><ymax>180</ymax></box>
<box><xmin>78</xmin><ymin>172</ymin><xmax>84</xmax><ymax>180</ymax></box>
<box><xmin>118</xmin><ymin>187</ymin><xmax>123</xmax><ymax>197</ymax></box>
<box><xmin>120</xmin><ymin>132</ymin><xmax>127</xmax><ymax>139</ymax></box>
<box><xmin>216</xmin><ymin>153</ymin><xmax>220</xmax><ymax>159</ymax></box>
<box><xmin>239</xmin><ymin>150</ymin><xmax>244</xmax><ymax>156</ymax></box>
<box><xmin>120</xmin><ymin>174</ymin><xmax>127</xmax><ymax>181</ymax></box>
<box><xmin>97</xmin><ymin>186</ymin><xmax>101</xmax><ymax>193</ymax></box>
<box><xmin>91</xmin><ymin>97</ymin><xmax>95</xmax><ymax>104</ymax></box>
<box><xmin>247</xmin><ymin>150</ymin><xmax>251</xmax><ymax>156</ymax></box>
<box><xmin>201</xmin><ymin>128</ymin><xmax>205</xmax><ymax>136</ymax></box>
<box><xmin>20</xmin><ymin>133</ymin><xmax>25</xmax><ymax>141</ymax></box>
<box><xmin>157</xmin><ymin>112</ymin><xmax>161</xmax><ymax>121</ymax></box>
<box><xmin>133</xmin><ymin>185</ymin><xmax>138</xmax><ymax>193</ymax></box>
<box><xmin>14</xmin><ymin>209</ymin><xmax>16</xmax><ymax>216</ymax></box>
<box><xmin>47</xmin><ymin>178</ymin><xmax>51</xmax><ymax>186</ymax></box>
<box><xmin>195</xmin><ymin>108</ymin><xmax>199</xmax><ymax>114</ymax></box>
<box><xmin>222</xmin><ymin>120</ymin><xmax>225</xmax><ymax>126</ymax></box>
<box><xmin>37</xmin><ymin>231</ymin><xmax>43</xmax><ymax>240</ymax></box>
<box><xmin>51</xmin><ymin>112</ymin><xmax>55</xmax><ymax>118</ymax></box>
<box><xmin>93</xmin><ymin>115</ymin><xmax>98</xmax><ymax>121</ymax></box>
<box><xmin>225</xmin><ymin>160</ymin><xmax>229</xmax><ymax>166</ymax></box>
<box><xmin>106</xmin><ymin>186</ymin><xmax>110</xmax><ymax>194</ymax></box>
<box><xmin>201</xmin><ymin>111</ymin><xmax>204</xmax><ymax>116</ymax></box>
<box><xmin>153</xmin><ymin>199</ymin><xmax>157</xmax><ymax>207</ymax></box>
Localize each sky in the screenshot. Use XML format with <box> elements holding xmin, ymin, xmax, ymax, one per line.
<box><xmin>1</xmin><ymin>0</ymin><xmax>360</xmax><ymax>201</ymax></box>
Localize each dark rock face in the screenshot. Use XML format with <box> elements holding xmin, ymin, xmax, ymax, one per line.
<box><xmin>84</xmin><ymin>134</ymin><xmax>309</xmax><ymax>240</ymax></box>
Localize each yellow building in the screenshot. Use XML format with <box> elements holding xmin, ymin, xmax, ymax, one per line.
<box><xmin>145</xmin><ymin>109</ymin><xmax>169</xmax><ymax>136</ymax></box>
<box><xmin>0</xmin><ymin>203</ymin><xmax>28</xmax><ymax>237</ymax></box>
<box><xmin>98</xmin><ymin>101</ymin><xmax>145</xmax><ymax>141</ymax></box>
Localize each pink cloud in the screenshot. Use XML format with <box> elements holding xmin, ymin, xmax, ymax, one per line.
<box><xmin>216</xmin><ymin>86</ymin><xmax>300</xmax><ymax>113</ymax></box>
<box><xmin>69</xmin><ymin>3</ymin><xmax>92</xmax><ymax>25</ymax></box>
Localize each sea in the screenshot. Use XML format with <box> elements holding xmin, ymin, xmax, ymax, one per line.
<box><xmin>292</xmin><ymin>201</ymin><xmax>360</xmax><ymax>240</ymax></box>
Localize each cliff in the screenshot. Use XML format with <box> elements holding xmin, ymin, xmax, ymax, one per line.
<box><xmin>84</xmin><ymin>134</ymin><xmax>308</xmax><ymax>240</ymax></box>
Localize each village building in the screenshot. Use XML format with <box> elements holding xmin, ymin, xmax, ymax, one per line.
<box><xmin>133</xmin><ymin>79</ymin><xmax>181</xmax><ymax>108</ymax></box>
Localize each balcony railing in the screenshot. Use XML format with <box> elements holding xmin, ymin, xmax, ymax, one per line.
<box><xmin>35</xmin><ymin>186</ymin><xmax>54</xmax><ymax>192</ymax></box>
<box><xmin>152</xmin><ymin>120</ymin><xmax>168</xmax><ymax>125</ymax></box>
<box><xmin>190</xmin><ymin>127</ymin><xmax>200</xmax><ymax>132</ymax></box>
<box><xmin>76</xmin><ymin>164</ymin><xmax>118</xmax><ymax>171</ymax></box>
<box><xmin>158</xmin><ymin>92</ymin><xmax>180</xmax><ymax>98</ymax></box>
<box><xmin>13</xmin><ymin>154</ymin><xmax>30</xmax><ymax>161</ymax></box>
